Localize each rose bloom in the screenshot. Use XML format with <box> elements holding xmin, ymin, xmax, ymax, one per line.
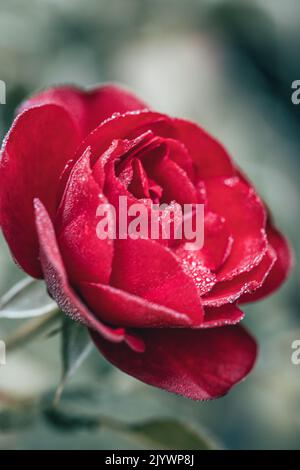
<box><xmin>0</xmin><ymin>85</ymin><xmax>292</xmax><ymax>399</ymax></box>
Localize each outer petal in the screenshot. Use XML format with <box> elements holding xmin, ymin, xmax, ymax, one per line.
<box><xmin>85</xmin><ymin>85</ymin><xmax>148</xmax><ymax>133</ymax></box>
<box><xmin>240</xmin><ymin>224</ymin><xmax>293</xmax><ymax>303</ymax></box>
<box><xmin>0</xmin><ymin>105</ymin><xmax>80</xmax><ymax>278</ymax></box>
<box><xmin>91</xmin><ymin>325</ymin><xmax>257</xmax><ymax>400</ymax></box>
<box><xmin>201</xmin><ymin>304</ymin><xmax>245</xmax><ymax>328</ymax></box>
<box><xmin>79</xmin><ymin>282</ymin><xmax>195</xmax><ymax>328</ymax></box>
<box><xmin>205</xmin><ymin>177</ymin><xmax>267</xmax><ymax>281</ymax></box>
<box><xmin>34</xmin><ymin>198</ymin><xmax>144</xmax><ymax>352</ymax></box>
<box><xmin>17</xmin><ymin>84</ymin><xmax>147</xmax><ymax>138</ymax></box>
<box><xmin>110</xmin><ymin>238</ymin><xmax>204</xmax><ymax>325</ymax></box>
<box><xmin>202</xmin><ymin>246</ymin><xmax>276</xmax><ymax>307</ymax></box>
<box><xmin>172</xmin><ymin>117</ymin><xmax>235</xmax><ymax>179</ymax></box>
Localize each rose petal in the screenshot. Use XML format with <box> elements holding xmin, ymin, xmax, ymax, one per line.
<box><xmin>203</xmin><ymin>246</ymin><xmax>276</xmax><ymax>307</ymax></box>
<box><xmin>110</xmin><ymin>238</ymin><xmax>204</xmax><ymax>325</ymax></box>
<box><xmin>174</xmin><ymin>246</ymin><xmax>216</xmax><ymax>296</ymax></box>
<box><xmin>164</xmin><ymin>138</ymin><xmax>196</xmax><ymax>181</ymax></box>
<box><xmin>79</xmin><ymin>282</ymin><xmax>195</xmax><ymax>328</ymax></box>
<box><xmin>17</xmin><ymin>84</ymin><xmax>147</xmax><ymax>138</ymax></box>
<box><xmin>77</xmin><ymin>111</ymin><xmax>175</xmax><ymax>167</ymax></box>
<box><xmin>205</xmin><ymin>177</ymin><xmax>267</xmax><ymax>281</ymax></box>
<box><xmin>97</xmin><ymin>137</ymin><xmax>177</xmax><ymax>247</ymax></box>
<box><xmin>172</xmin><ymin>118</ymin><xmax>235</xmax><ymax>179</ymax></box>
<box><xmin>141</xmin><ymin>145</ymin><xmax>198</xmax><ymax>205</ymax></box>
<box><xmin>197</xmin><ymin>212</ymin><xmax>233</xmax><ymax>272</ymax></box>
<box><xmin>91</xmin><ymin>325</ymin><xmax>257</xmax><ymax>400</ymax></box>
<box><xmin>85</xmin><ymin>85</ymin><xmax>148</xmax><ymax>133</ymax></box>
<box><xmin>201</xmin><ymin>304</ymin><xmax>245</xmax><ymax>328</ymax></box>
<box><xmin>33</xmin><ymin>198</ymin><xmax>143</xmax><ymax>351</ymax></box>
<box><xmin>55</xmin><ymin>147</ymin><xmax>114</xmax><ymax>286</ymax></box>
<box><xmin>0</xmin><ymin>105</ymin><xmax>80</xmax><ymax>277</ymax></box>
<box><xmin>94</xmin><ymin>125</ymin><xmax>197</xmax><ymax>205</ymax></box>
<box><xmin>240</xmin><ymin>224</ymin><xmax>293</xmax><ymax>303</ymax></box>
<box><xmin>127</xmin><ymin>158</ymin><xmax>150</xmax><ymax>198</ymax></box>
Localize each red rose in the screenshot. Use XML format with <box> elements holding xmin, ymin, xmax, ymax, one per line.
<box><xmin>0</xmin><ymin>85</ymin><xmax>292</xmax><ymax>399</ymax></box>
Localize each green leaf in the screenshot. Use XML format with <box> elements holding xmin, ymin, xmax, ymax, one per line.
<box><xmin>130</xmin><ymin>419</ymin><xmax>217</xmax><ymax>450</ymax></box>
<box><xmin>0</xmin><ymin>277</ymin><xmax>57</xmax><ymax>319</ymax></box>
<box><xmin>44</xmin><ymin>406</ymin><xmax>100</xmax><ymax>432</ymax></box>
<box><xmin>55</xmin><ymin>317</ymin><xmax>93</xmax><ymax>403</ymax></box>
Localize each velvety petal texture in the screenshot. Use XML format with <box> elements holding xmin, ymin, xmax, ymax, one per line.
<box><xmin>17</xmin><ymin>84</ymin><xmax>147</xmax><ymax>138</ymax></box>
<box><xmin>79</xmin><ymin>282</ymin><xmax>194</xmax><ymax>328</ymax></box>
<box><xmin>240</xmin><ymin>224</ymin><xmax>293</xmax><ymax>303</ymax></box>
<box><xmin>34</xmin><ymin>198</ymin><xmax>144</xmax><ymax>352</ymax></box>
<box><xmin>0</xmin><ymin>83</ymin><xmax>292</xmax><ymax>400</ymax></box>
<box><xmin>110</xmin><ymin>238</ymin><xmax>204</xmax><ymax>325</ymax></box>
<box><xmin>0</xmin><ymin>105</ymin><xmax>80</xmax><ymax>277</ymax></box>
<box><xmin>91</xmin><ymin>325</ymin><xmax>257</xmax><ymax>400</ymax></box>
<box><xmin>56</xmin><ymin>147</ymin><xmax>113</xmax><ymax>286</ymax></box>
<box><xmin>205</xmin><ymin>177</ymin><xmax>268</xmax><ymax>281</ymax></box>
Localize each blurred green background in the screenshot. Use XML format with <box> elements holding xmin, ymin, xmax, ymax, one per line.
<box><xmin>0</xmin><ymin>0</ymin><xmax>299</xmax><ymax>450</ymax></box>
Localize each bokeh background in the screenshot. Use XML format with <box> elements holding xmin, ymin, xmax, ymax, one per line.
<box><xmin>0</xmin><ymin>0</ymin><xmax>299</xmax><ymax>450</ymax></box>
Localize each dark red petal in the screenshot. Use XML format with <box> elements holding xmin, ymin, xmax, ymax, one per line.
<box><xmin>127</xmin><ymin>158</ymin><xmax>150</xmax><ymax>199</ymax></box>
<box><xmin>197</xmin><ymin>212</ymin><xmax>233</xmax><ymax>272</ymax></box>
<box><xmin>126</xmin><ymin>158</ymin><xmax>163</xmax><ymax>201</ymax></box>
<box><xmin>205</xmin><ymin>177</ymin><xmax>267</xmax><ymax>281</ymax></box>
<box><xmin>76</xmin><ymin>110</ymin><xmax>174</xmax><ymax>167</ymax></box>
<box><xmin>84</xmin><ymin>85</ymin><xmax>148</xmax><ymax>133</ymax></box>
<box><xmin>100</xmin><ymin>138</ymin><xmax>192</xmax><ymax>248</ymax></box>
<box><xmin>142</xmin><ymin>146</ymin><xmax>198</xmax><ymax>205</ymax></box>
<box><xmin>18</xmin><ymin>84</ymin><xmax>147</xmax><ymax>138</ymax></box>
<box><xmin>79</xmin><ymin>282</ymin><xmax>195</xmax><ymax>328</ymax></box>
<box><xmin>100</xmin><ymin>141</ymin><xmax>148</xmax><ymax>226</ymax></box>
<box><xmin>110</xmin><ymin>238</ymin><xmax>204</xmax><ymax>325</ymax></box>
<box><xmin>34</xmin><ymin>198</ymin><xmax>143</xmax><ymax>351</ymax></box>
<box><xmin>240</xmin><ymin>224</ymin><xmax>293</xmax><ymax>303</ymax></box>
<box><xmin>201</xmin><ymin>304</ymin><xmax>245</xmax><ymax>328</ymax></box>
<box><xmin>98</xmin><ymin>140</ymin><xmax>166</xmax><ymax>244</ymax></box>
<box><xmin>93</xmin><ymin>130</ymin><xmax>159</xmax><ymax>191</ymax></box>
<box><xmin>56</xmin><ymin>147</ymin><xmax>113</xmax><ymax>285</ymax></box>
<box><xmin>203</xmin><ymin>246</ymin><xmax>276</xmax><ymax>307</ymax></box>
<box><xmin>0</xmin><ymin>105</ymin><xmax>80</xmax><ymax>278</ymax></box>
<box><xmin>164</xmin><ymin>138</ymin><xmax>196</xmax><ymax>181</ymax></box>
<box><xmin>172</xmin><ymin>118</ymin><xmax>235</xmax><ymax>179</ymax></box>
<box><xmin>93</xmin><ymin>138</ymin><xmax>135</xmax><ymax>192</ymax></box>
<box><xmin>91</xmin><ymin>325</ymin><xmax>257</xmax><ymax>400</ymax></box>
<box><xmin>174</xmin><ymin>246</ymin><xmax>216</xmax><ymax>296</ymax></box>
